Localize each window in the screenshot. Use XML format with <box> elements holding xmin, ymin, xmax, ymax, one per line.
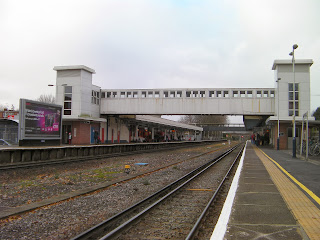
<box><xmin>240</xmin><ymin>91</ymin><xmax>246</xmax><ymax>97</ymax></box>
<box><xmin>64</xmin><ymin>102</ymin><xmax>71</xmax><ymax>109</ymax></box>
<box><xmin>247</xmin><ymin>91</ymin><xmax>253</xmax><ymax>98</ymax></box>
<box><xmin>65</xmin><ymin>86</ymin><xmax>72</xmax><ymax>93</ymax></box>
<box><xmin>186</xmin><ymin>91</ymin><xmax>191</xmax><ymax>97</ymax></box>
<box><xmin>142</xmin><ymin>91</ymin><xmax>146</xmax><ymax>98</ymax></box>
<box><xmin>177</xmin><ymin>91</ymin><xmax>182</xmax><ymax>97</ymax></box>
<box><xmin>233</xmin><ymin>91</ymin><xmax>238</xmax><ymax>97</ymax></box>
<box><xmin>112</xmin><ymin>92</ymin><xmax>117</xmax><ymax>98</ymax></box>
<box><xmin>257</xmin><ymin>91</ymin><xmax>262</xmax><ymax>97</ymax></box>
<box><xmin>148</xmin><ymin>91</ymin><xmax>153</xmax><ymax>98</ymax></box>
<box><xmin>101</xmin><ymin>92</ymin><xmax>106</xmax><ymax>98</ymax></box>
<box><xmin>270</xmin><ymin>91</ymin><xmax>275</xmax><ymax>97</ymax></box>
<box><xmin>133</xmin><ymin>92</ymin><xmax>138</xmax><ymax>98</ymax></box>
<box><xmin>155</xmin><ymin>91</ymin><xmax>160</xmax><ymax>98</ymax></box>
<box><xmin>170</xmin><ymin>91</ymin><xmax>175</xmax><ymax>98</ymax></box>
<box><xmin>91</xmin><ymin>90</ymin><xmax>100</xmax><ymax>105</ymax></box>
<box><xmin>64</xmin><ymin>86</ymin><xmax>72</xmax><ymax>115</ymax></box>
<box><xmin>288</xmin><ymin>83</ymin><xmax>299</xmax><ymax>116</ymax></box>
<box><xmin>127</xmin><ymin>92</ymin><xmax>132</xmax><ymax>98</ymax></box>
<box><xmin>192</xmin><ymin>91</ymin><xmax>198</xmax><ymax>98</ymax></box>
<box><xmin>223</xmin><ymin>91</ymin><xmax>229</xmax><ymax>98</ymax></box>
<box><xmin>263</xmin><ymin>91</ymin><xmax>268</xmax><ymax>97</ymax></box>
<box><xmin>209</xmin><ymin>91</ymin><xmax>214</xmax><ymax>97</ymax></box>
<box><xmin>64</xmin><ymin>94</ymin><xmax>72</xmax><ymax>101</ymax></box>
<box><xmin>216</xmin><ymin>91</ymin><xmax>222</xmax><ymax>97</ymax></box>
<box><xmin>200</xmin><ymin>91</ymin><xmax>205</xmax><ymax>97</ymax></box>
<box><xmin>120</xmin><ymin>92</ymin><xmax>125</xmax><ymax>98</ymax></box>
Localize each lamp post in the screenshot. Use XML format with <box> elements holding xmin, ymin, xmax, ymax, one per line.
<box><xmin>289</xmin><ymin>44</ymin><xmax>298</xmax><ymax>158</ymax></box>
<box><xmin>276</xmin><ymin>77</ymin><xmax>281</xmax><ymax>150</ymax></box>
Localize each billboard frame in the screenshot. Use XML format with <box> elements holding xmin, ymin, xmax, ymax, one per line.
<box><xmin>19</xmin><ymin>99</ymin><xmax>63</xmax><ymax>142</ymax></box>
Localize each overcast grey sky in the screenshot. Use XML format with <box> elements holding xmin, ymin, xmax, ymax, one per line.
<box><xmin>1</xmin><ymin>0</ymin><xmax>319</xmax><ymax>115</ymax></box>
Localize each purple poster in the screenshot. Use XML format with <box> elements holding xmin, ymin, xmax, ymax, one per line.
<box><xmin>24</xmin><ymin>101</ymin><xmax>62</xmax><ymax>136</ymax></box>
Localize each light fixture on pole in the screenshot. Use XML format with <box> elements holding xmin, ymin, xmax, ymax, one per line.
<box><xmin>276</xmin><ymin>77</ymin><xmax>281</xmax><ymax>150</ymax></box>
<box><xmin>289</xmin><ymin>44</ymin><xmax>298</xmax><ymax>158</ymax></box>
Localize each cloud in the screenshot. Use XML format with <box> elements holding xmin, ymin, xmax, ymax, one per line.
<box><xmin>0</xmin><ymin>0</ymin><xmax>319</xmax><ymax>111</ymax></box>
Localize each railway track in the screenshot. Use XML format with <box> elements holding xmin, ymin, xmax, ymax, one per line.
<box><xmin>0</xmin><ymin>142</ymin><xmax>235</xmax><ymax>221</ymax></box>
<box><xmin>72</xmin><ymin>143</ymin><xmax>244</xmax><ymax>240</ymax></box>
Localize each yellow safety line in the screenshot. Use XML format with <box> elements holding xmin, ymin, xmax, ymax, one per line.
<box><xmin>257</xmin><ymin>147</ymin><xmax>320</xmax><ymax>205</ymax></box>
<box><xmin>253</xmin><ymin>146</ymin><xmax>320</xmax><ymax>240</ymax></box>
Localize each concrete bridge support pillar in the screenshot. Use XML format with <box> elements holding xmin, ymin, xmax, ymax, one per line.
<box><xmin>135</xmin><ymin>125</ymin><xmax>139</xmax><ymax>141</ymax></box>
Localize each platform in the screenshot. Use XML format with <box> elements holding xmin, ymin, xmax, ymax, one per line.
<box><xmin>212</xmin><ymin>142</ymin><xmax>320</xmax><ymax>240</ymax></box>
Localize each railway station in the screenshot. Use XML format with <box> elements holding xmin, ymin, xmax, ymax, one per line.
<box><xmin>0</xmin><ymin>58</ymin><xmax>319</xmax><ymax>239</ymax></box>
<box><xmin>52</xmin><ymin>58</ymin><xmax>318</xmax><ymax>149</ymax></box>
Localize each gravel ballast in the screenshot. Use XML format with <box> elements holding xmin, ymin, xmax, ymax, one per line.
<box><xmin>0</xmin><ymin>142</ymin><xmax>233</xmax><ymax>240</ymax></box>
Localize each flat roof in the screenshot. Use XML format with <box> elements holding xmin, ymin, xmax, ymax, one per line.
<box><xmin>272</xmin><ymin>59</ymin><xmax>313</xmax><ymax>70</ymax></box>
<box><xmin>136</xmin><ymin>115</ymin><xmax>203</xmax><ymax>131</ymax></box>
<box><xmin>53</xmin><ymin>65</ymin><xmax>96</xmax><ymax>74</ymax></box>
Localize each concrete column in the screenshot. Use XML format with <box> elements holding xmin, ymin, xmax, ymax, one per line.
<box><xmin>136</xmin><ymin>125</ymin><xmax>139</xmax><ymax>141</ymax></box>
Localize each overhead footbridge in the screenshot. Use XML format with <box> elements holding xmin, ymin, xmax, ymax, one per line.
<box><xmin>100</xmin><ymin>88</ymin><xmax>275</xmax><ymax>116</ymax></box>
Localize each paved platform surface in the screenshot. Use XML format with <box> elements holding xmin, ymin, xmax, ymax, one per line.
<box><xmin>223</xmin><ymin>143</ymin><xmax>320</xmax><ymax>240</ymax></box>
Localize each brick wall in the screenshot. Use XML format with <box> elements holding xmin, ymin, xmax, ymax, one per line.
<box><xmin>273</xmin><ymin>123</ymin><xmax>289</xmax><ymax>150</ymax></box>
<box><xmin>72</xmin><ymin>122</ymin><xmax>90</xmax><ymax>145</ymax></box>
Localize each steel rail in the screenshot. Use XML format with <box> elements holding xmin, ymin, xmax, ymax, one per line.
<box><xmin>72</xmin><ymin>144</ymin><xmax>241</xmax><ymax>240</ymax></box>
<box><xmin>185</xmin><ymin>144</ymin><xmax>245</xmax><ymax>239</ymax></box>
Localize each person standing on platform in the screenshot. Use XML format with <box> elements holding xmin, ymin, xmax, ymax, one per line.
<box><xmin>68</xmin><ymin>132</ymin><xmax>72</xmax><ymax>144</ymax></box>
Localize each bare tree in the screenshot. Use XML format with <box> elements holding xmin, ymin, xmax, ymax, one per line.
<box><xmin>36</xmin><ymin>94</ymin><xmax>55</xmax><ymax>104</ymax></box>
<box><xmin>179</xmin><ymin>115</ymin><xmax>228</xmax><ymax>125</ymax></box>
<box><xmin>0</xmin><ymin>103</ymin><xmax>9</xmax><ymax>111</ymax></box>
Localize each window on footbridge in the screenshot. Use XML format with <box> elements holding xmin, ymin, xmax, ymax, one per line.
<box><xmin>133</xmin><ymin>92</ymin><xmax>138</xmax><ymax>98</ymax></box>
<box><xmin>240</xmin><ymin>91</ymin><xmax>246</xmax><ymax>97</ymax></box>
<box><xmin>186</xmin><ymin>91</ymin><xmax>191</xmax><ymax>97</ymax></box>
<box><xmin>127</xmin><ymin>92</ymin><xmax>132</xmax><ymax>98</ymax></box>
<box><xmin>233</xmin><ymin>91</ymin><xmax>238</xmax><ymax>97</ymax></box>
<box><xmin>200</xmin><ymin>91</ymin><xmax>205</xmax><ymax>97</ymax></box>
<box><xmin>177</xmin><ymin>91</ymin><xmax>182</xmax><ymax>97</ymax></box>
<box><xmin>170</xmin><ymin>91</ymin><xmax>175</xmax><ymax>97</ymax></box>
<box><xmin>164</xmin><ymin>91</ymin><xmax>169</xmax><ymax>98</ymax></box>
<box><xmin>121</xmin><ymin>92</ymin><xmax>125</xmax><ymax>98</ymax></box>
<box><xmin>148</xmin><ymin>91</ymin><xmax>153</xmax><ymax>97</ymax></box>
<box><xmin>257</xmin><ymin>91</ymin><xmax>262</xmax><ymax>97</ymax></box>
<box><xmin>105</xmin><ymin>92</ymin><xmax>112</xmax><ymax>98</ymax></box>
<box><xmin>209</xmin><ymin>91</ymin><xmax>215</xmax><ymax>97</ymax></box>
<box><xmin>112</xmin><ymin>92</ymin><xmax>117</xmax><ymax>98</ymax></box>
<box><xmin>216</xmin><ymin>91</ymin><xmax>222</xmax><ymax>97</ymax></box>
<box><xmin>247</xmin><ymin>91</ymin><xmax>253</xmax><ymax>97</ymax></box>
<box><xmin>263</xmin><ymin>91</ymin><xmax>269</xmax><ymax>97</ymax></box>
<box><xmin>155</xmin><ymin>91</ymin><xmax>160</xmax><ymax>98</ymax></box>
<box><xmin>270</xmin><ymin>91</ymin><xmax>275</xmax><ymax>97</ymax></box>
<box><xmin>192</xmin><ymin>91</ymin><xmax>198</xmax><ymax>97</ymax></box>
<box><xmin>223</xmin><ymin>91</ymin><xmax>229</xmax><ymax>98</ymax></box>
<box><xmin>142</xmin><ymin>91</ymin><xmax>147</xmax><ymax>98</ymax></box>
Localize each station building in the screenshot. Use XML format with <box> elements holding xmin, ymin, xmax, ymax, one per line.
<box><xmin>267</xmin><ymin>59</ymin><xmax>316</xmax><ymax>150</ymax></box>
<box><xmin>53</xmin><ymin>58</ymin><xmax>318</xmax><ymax>149</ymax></box>
<box><xmin>53</xmin><ymin>66</ymin><xmax>203</xmax><ymax>145</ymax></box>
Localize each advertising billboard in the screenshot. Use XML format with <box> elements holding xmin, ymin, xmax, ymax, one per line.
<box><xmin>19</xmin><ymin>99</ymin><xmax>62</xmax><ymax>140</ymax></box>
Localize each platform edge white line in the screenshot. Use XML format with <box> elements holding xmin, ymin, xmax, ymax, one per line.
<box><xmin>210</xmin><ymin>141</ymin><xmax>247</xmax><ymax>240</ymax></box>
